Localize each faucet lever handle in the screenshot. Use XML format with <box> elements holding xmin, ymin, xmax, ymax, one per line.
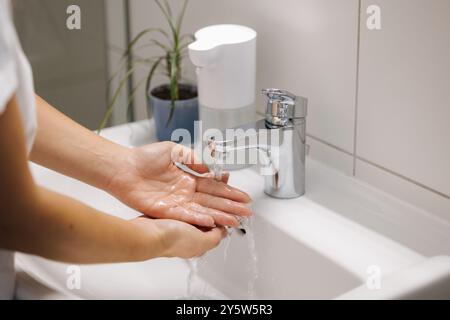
<box><xmin>262</xmin><ymin>88</ymin><xmax>297</xmax><ymax>102</ymax></box>
<box><xmin>262</xmin><ymin>88</ymin><xmax>308</xmax><ymax>126</ymax></box>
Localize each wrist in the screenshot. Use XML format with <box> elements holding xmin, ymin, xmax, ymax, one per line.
<box><xmin>128</xmin><ymin>218</ymin><xmax>169</xmax><ymax>260</ymax></box>
<box><xmin>98</xmin><ymin>143</ymin><xmax>133</xmax><ymax>193</ymax></box>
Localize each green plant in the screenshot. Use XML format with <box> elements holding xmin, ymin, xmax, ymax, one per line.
<box><xmin>98</xmin><ymin>0</ymin><xmax>194</xmax><ymax>132</ymax></box>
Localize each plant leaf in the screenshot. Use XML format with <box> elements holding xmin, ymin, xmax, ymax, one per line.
<box><xmin>149</xmin><ymin>39</ymin><xmax>170</xmax><ymax>52</ymax></box>
<box><xmin>179</xmin><ymin>34</ymin><xmax>195</xmax><ymax>51</ymax></box>
<box><xmin>154</xmin><ymin>0</ymin><xmax>177</xmax><ymax>41</ymax></box>
<box><xmin>179</xmin><ymin>42</ymin><xmax>192</xmax><ymax>51</ymax></box>
<box><xmin>107</xmin><ymin>56</ymin><xmax>162</xmax><ymax>97</ymax></box>
<box><xmin>176</xmin><ymin>0</ymin><xmax>189</xmax><ymax>34</ymax></box>
<box><xmin>132</xmin><ymin>42</ymin><xmax>167</xmax><ymax>54</ymax></box>
<box><xmin>180</xmin><ymin>33</ymin><xmax>195</xmax><ymax>42</ymax></box>
<box><xmin>107</xmin><ymin>58</ymin><xmax>129</xmax><ymax>87</ymax></box>
<box><xmin>98</xmin><ymin>67</ymin><xmax>136</xmax><ymax>133</ymax></box>
<box><xmin>134</xmin><ymin>57</ymin><xmax>164</xmax><ymax>65</ymax></box>
<box><xmin>163</xmin><ymin>0</ymin><xmax>172</xmax><ymax>18</ymax></box>
<box><xmin>124</xmin><ymin>27</ymin><xmax>170</xmax><ymax>58</ymax></box>
<box><xmin>166</xmin><ymin>52</ymin><xmax>180</xmax><ymax>127</ymax></box>
<box><xmin>125</xmin><ymin>77</ymin><xmax>147</xmax><ymax>122</ymax></box>
<box><xmin>145</xmin><ymin>56</ymin><xmax>165</xmax><ymax>119</ymax></box>
<box><xmin>145</xmin><ymin>57</ymin><xmax>165</xmax><ymax>118</ymax></box>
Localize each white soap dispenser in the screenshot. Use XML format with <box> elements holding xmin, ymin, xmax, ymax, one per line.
<box><xmin>189</xmin><ymin>24</ymin><xmax>257</xmax><ymax>133</ymax></box>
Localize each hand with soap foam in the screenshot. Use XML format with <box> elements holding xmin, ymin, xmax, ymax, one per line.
<box><xmin>107</xmin><ymin>141</ymin><xmax>253</xmax><ymax>228</ymax></box>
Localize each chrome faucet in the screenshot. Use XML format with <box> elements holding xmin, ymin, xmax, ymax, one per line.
<box><xmin>208</xmin><ymin>89</ymin><xmax>308</xmax><ymax>199</ymax></box>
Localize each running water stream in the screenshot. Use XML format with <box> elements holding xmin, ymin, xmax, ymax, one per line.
<box><xmin>243</xmin><ymin>217</ymin><xmax>259</xmax><ymax>299</ymax></box>
<box><xmin>186</xmin><ymin>258</ymin><xmax>199</xmax><ymax>298</ymax></box>
<box><xmin>222</xmin><ymin>230</ymin><xmax>232</xmax><ymax>260</ymax></box>
<box><xmin>184</xmin><ymin>142</ymin><xmax>259</xmax><ymax>299</ymax></box>
<box><xmin>184</xmin><ymin>226</ymin><xmax>259</xmax><ymax>299</ymax></box>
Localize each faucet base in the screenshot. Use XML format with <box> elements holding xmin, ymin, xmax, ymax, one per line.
<box><xmin>264</xmin><ymin>190</ymin><xmax>306</xmax><ymax>200</ymax></box>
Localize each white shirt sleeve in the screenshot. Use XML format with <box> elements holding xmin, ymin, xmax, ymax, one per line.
<box><xmin>0</xmin><ymin>0</ymin><xmax>18</xmax><ymax>115</ymax></box>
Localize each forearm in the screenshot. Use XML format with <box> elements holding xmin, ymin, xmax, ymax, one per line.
<box><xmin>30</xmin><ymin>95</ymin><xmax>127</xmax><ymax>190</ymax></box>
<box><xmin>0</xmin><ymin>186</ymin><xmax>164</xmax><ymax>264</ymax></box>
<box><xmin>0</xmin><ymin>96</ymin><xmax>168</xmax><ymax>264</ymax></box>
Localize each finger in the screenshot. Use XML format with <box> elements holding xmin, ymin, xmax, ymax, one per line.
<box><xmin>186</xmin><ymin>162</ymin><xmax>210</xmax><ymax>174</ymax></box>
<box><xmin>198</xmin><ymin>227</ymin><xmax>227</xmax><ymax>252</ymax></box>
<box><xmin>196</xmin><ymin>178</ymin><xmax>252</xmax><ymax>203</ymax></box>
<box><xmin>171</xmin><ymin>144</ymin><xmax>210</xmax><ymax>174</ymax></box>
<box><xmin>170</xmin><ymin>144</ymin><xmax>208</xmax><ymax>172</ymax></box>
<box><xmin>221</xmin><ymin>172</ymin><xmax>230</xmax><ymax>184</ymax></box>
<box><xmin>146</xmin><ymin>203</ymin><xmax>215</xmax><ymax>228</ymax></box>
<box><xmin>193</xmin><ymin>192</ymin><xmax>252</xmax><ymax>217</ymax></box>
<box><xmin>187</xmin><ymin>202</ymin><xmax>240</xmax><ymax>227</ymax></box>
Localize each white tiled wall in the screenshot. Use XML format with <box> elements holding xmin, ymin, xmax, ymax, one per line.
<box><xmin>126</xmin><ymin>0</ymin><xmax>450</xmax><ymax>218</ymax></box>
<box><xmin>356</xmin><ymin>0</ymin><xmax>450</xmax><ymax>218</ymax></box>
<box><xmin>129</xmin><ymin>0</ymin><xmax>360</xmax><ymax>156</ymax></box>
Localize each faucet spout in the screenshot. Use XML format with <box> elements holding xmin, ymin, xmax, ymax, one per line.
<box><xmin>206</xmin><ymin>89</ymin><xmax>308</xmax><ymax>199</ymax></box>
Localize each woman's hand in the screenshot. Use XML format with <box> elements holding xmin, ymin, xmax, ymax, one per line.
<box><xmin>131</xmin><ymin>217</ymin><xmax>227</xmax><ymax>259</ymax></box>
<box><xmin>107</xmin><ymin>142</ymin><xmax>252</xmax><ymax>228</ymax></box>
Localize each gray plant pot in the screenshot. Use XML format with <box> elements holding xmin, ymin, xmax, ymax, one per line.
<box><xmin>147</xmin><ymin>84</ymin><xmax>199</xmax><ymax>142</ymax></box>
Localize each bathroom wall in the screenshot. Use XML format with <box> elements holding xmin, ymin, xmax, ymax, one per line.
<box><xmin>128</xmin><ymin>0</ymin><xmax>450</xmax><ymax>220</ymax></box>
<box><xmin>356</xmin><ymin>0</ymin><xmax>450</xmax><ymax>221</ymax></box>
<box><xmin>105</xmin><ymin>0</ymin><xmax>130</xmax><ymax>125</ymax></box>
<box><xmin>13</xmin><ymin>0</ymin><xmax>109</xmax><ymax>130</ymax></box>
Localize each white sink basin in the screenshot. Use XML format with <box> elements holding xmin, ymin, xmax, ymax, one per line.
<box><xmin>16</xmin><ymin>121</ymin><xmax>450</xmax><ymax>300</ymax></box>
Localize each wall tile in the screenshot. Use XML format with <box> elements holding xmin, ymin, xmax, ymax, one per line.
<box><xmin>129</xmin><ymin>0</ymin><xmax>360</xmax><ymax>155</ymax></box>
<box><xmin>307</xmin><ymin>136</ymin><xmax>354</xmax><ymax>176</ymax></box>
<box><xmin>356</xmin><ymin>159</ymin><xmax>450</xmax><ymax>224</ymax></box>
<box><xmin>357</xmin><ymin>0</ymin><xmax>450</xmax><ymax>197</ymax></box>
